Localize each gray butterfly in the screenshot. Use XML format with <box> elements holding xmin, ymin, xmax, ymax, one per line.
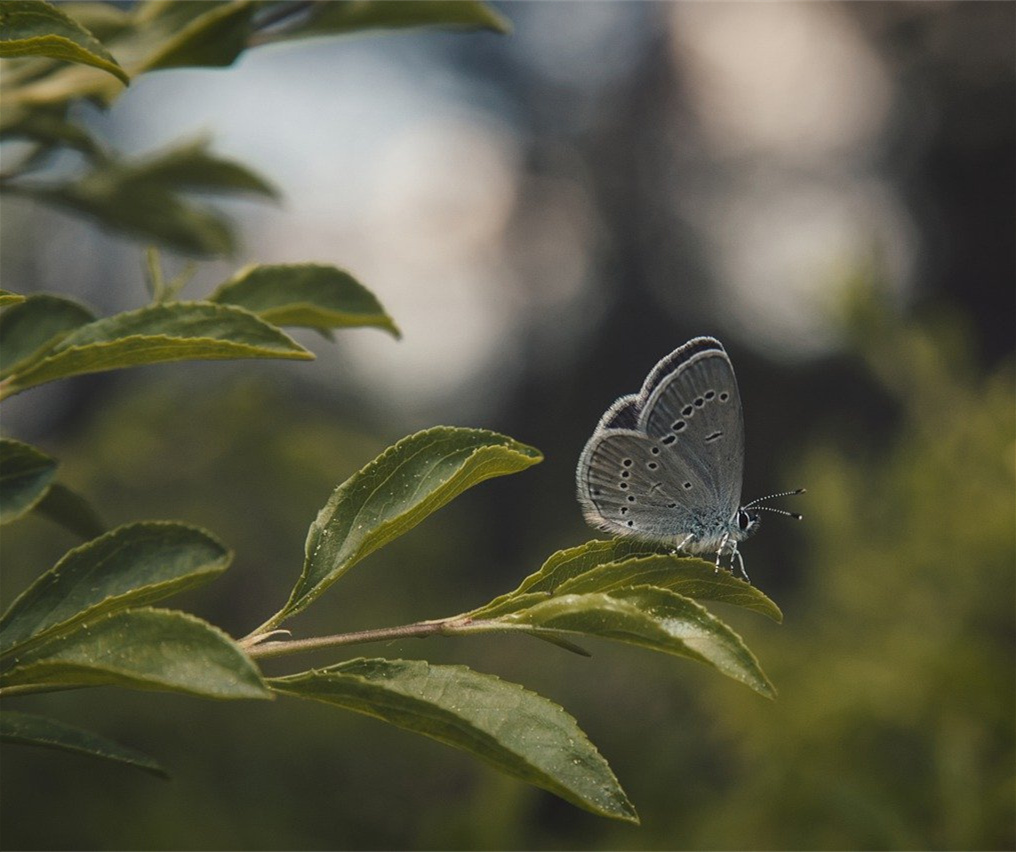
<box><xmin>576</xmin><ymin>336</ymin><xmax>802</xmax><ymax>581</ymax></box>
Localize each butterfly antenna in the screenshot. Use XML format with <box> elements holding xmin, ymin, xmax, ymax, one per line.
<box><xmin>743</xmin><ymin>488</ymin><xmax>805</xmax><ymax>509</ymax></box>
<box><xmin>754</xmin><ymin>505</ymin><xmax>804</xmax><ymax>520</ymax></box>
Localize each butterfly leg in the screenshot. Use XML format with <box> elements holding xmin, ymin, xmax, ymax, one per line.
<box><xmin>676</xmin><ymin>533</ymin><xmax>695</xmax><ymax>554</ymax></box>
<box><xmin>715</xmin><ymin>533</ymin><xmax>730</xmax><ymax>572</ymax></box>
<box><xmin>732</xmin><ymin>546</ymin><xmax>750</xmax><ymax>583</ymax></box>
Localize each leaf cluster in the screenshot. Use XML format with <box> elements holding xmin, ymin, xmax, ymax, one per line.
<box><xmin>0</xmin><ymin>0</ymin><xmax>781</xmax><ymax>826</ymax></box>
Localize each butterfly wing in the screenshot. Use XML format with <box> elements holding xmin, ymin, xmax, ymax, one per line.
<box><xmin>576</xmin><ymin>337</ymin><xmax>745</xmax><ymax>544</ymax></box>
<box><xmin>638</xmin><ymin>339</ymin><xmax>745</xmax><ymax>521</ymax></box>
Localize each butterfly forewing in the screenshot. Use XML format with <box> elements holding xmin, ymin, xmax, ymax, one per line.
<box><xmin>639</xmin><ymin>346</ymin><xmax>745</xmax><ymax>518</ymax></box>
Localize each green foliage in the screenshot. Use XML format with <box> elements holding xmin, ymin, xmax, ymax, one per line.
<box><xmin>262</xmin><ymin>0</ymin><xmax>513</xmax><ymax>41</ymax></box>
<box><xmin>0</xmin><ymin>0</ymin><xmax>130</xmax><ymax>84</ymax></box>
<box><xmin>1</xmin><ymin>711</ymin><xmax>167</xmax><ymax>777</ymax></box>
<box><xmin>0</xmin><ymin>301</ymin><xmax>313</xmax><ymax>398</ymax></box>
<box><xmin>0</xmin><ymin>438</ymin><xmax>57</xmax><ymax>522</ymax></box>
<box><xmin>209</xmin><ymin>264</ymin><xmax>402</xmax><ymax>339</ymax></box>
<box><xmin>0</xmin><ymin>522</ymin><xmax>230</xmax><ymax>656</ymax></box>
<box><xmin>271</xmin><ymin>658</ymin><xmax>637</xmax><ymax>824</ymax></box>
<box><xmin>266</xmin><ymin>427</ymin><xmax>545</xmax><ymax>627</ymax></box>
<box><xmin>1</xmin><ymin>607</ymin><xmax>270</xmax><ymax>698</ymax></box>
<box><xmin>0</xmin><ymin>0</ymin><xmax>788</xmax><ymax>831</ymax></box>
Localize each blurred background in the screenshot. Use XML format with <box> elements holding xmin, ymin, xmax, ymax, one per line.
<box><xmin>1</xmin><ymin>2</ymin><xmax>1013</xmax><ymax>849</ymax></box>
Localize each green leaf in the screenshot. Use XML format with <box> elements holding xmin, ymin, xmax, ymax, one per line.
<box><xmin>0</xmin><ymin>293</ymin><xmax>96</xmax><ymax>379</ymax></box>
<box><xmin>270</xmin><ymin>428</ymin><xmax>543</xmax><ymax>626</ymax></box>
<box><xmin>134</xmin><ymin>1</ymin><xmax>256</xmax><ymax>72</ymax></box>
<box><xmin>31</xmin><ymin>482</ymin><xmax>106</xmax><ymax>539</ymax></box>
<box><xmin>501</xmin><ymin>587</ymin><xmax>775</xmax><ymax>698</ymax></box>
<box><xmin>0</xmin><ymin>438</ymin><xmax>57</xmax><ymax>524</ymax></box>
<box><xmin>23</xmin><ymin>177</ymin><xmax>232</xmax><ymax>256</ymax></box>
<box><xmin>118</xmin><ymin>138</ymin><xmax>278</xmax><ymax>198</ymax></box>
<box><xmin>556</xmin><ymin>554</ymin><xmax>784</xmax><ymax>622</ymax></box>
<box><xmin>14</xmin><ymin>140</ymin><xmax>277</xmax><ymax>254</ymax></box>
<box><xmin>0</xmin><ymin>522</ymin><xmax>231</xmax><ymax>658</ymax></box>
<box><xmin>0</xmin><ymin>105</ymin><xmax>105</xmax><ymax>160</ymax></box>
<box><xmin>262</xmin><ymin>0</ymin><xmax>512</xmax><ymax>41</ymax></box>
<box><xmin>0</xmin><ymin>710</ymin><xmax>168</xmax><ymax>778</ymax></box>
<box><xmin>0</xmin><ymin>0</ymin><xmax>130</xmax><ymax>84</ymax></box>
<box><xmin>209</xmin><ymin>264</ymin><xmax>400</xmax><ymax>338</ymax></box>
<box><xmin>1</xmin><ymin>607</ymin><xmax>270</xmax><ymax>699</ymax></box>
<box><xmin>0</xmin><ymin>290</ymin><xmax>26</xmax><ymax>307</ymax></box>
<box><xmin>1</xmin><ymin>301</ymin><xmax>312</xmax><ymax>398</ymax></box>
<box><xmin>469</xmin><ymin>539</ymin><xmax>783</xmax><ymax>622</ymax></box>
<box><xmin>270</xmin><ymin>658</ymin><xmax>637</xmax><ymax>823</ymax></box>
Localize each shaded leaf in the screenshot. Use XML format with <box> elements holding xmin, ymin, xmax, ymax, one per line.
<box><xmin>134</xmin><ymin>1</ymin><xmax>256</xmax><ymax>72</ymax></box>
<box><xmin>500</xmin><ymin>587</ymin><xmax>775</xmax><ymax>698</ymax></box>
<box><xmin>0</xmin><ymin>0</ymin><xmax>130</xmax><ymax>84</ymax></box>
<box><xmin>0</xmin><ymin>521</ymin><xmax>231</xmax><ymax>658</ymax></box>
<box><xmin>1</xmin><ymin>607</ymin><xmax>270</xmax><ymax>699</ymax></box>
<box><xmin>31</xmin><ymin>482</ymin><xmax>106</xmax><ymax>539</ymax></box>
<box><xmin>270</xmin><ymin>428</ymin><xmax>542</xmax><ymax>626</ymax></box>
<box><xmin>262</xmin><ymin>0</ymin><xmax>511</xmax><ymax>40</ymax></box>
<box><xmin>0</xmin><ymin>293</ymin><xmax>96</xmax><ymax>379</ymax></box>
<box><xmin>270</xmin><ymin>658</ymin><xmax>637</xmax><ymax>823</ymax></box>
<box><xmin>14</xmin><ymin>140</ymin><xmax>276</xmax><ymax>254</ymax></box>
<box><xmin>1</xmin><ymin>301</ymin><xmax>312</xmax><ymax>397</ymax></box>
<box><xmin>0</xmin><ymin>104</ymin><xmax>105</xmax><ymax>159</ymax></box>
<box><xmin>0</xmin><ymin>438</ymin><xmax>57</xmax><ymax>524</ymax></box>
<box><xmin>0</xmin><ymin>710</ymin><xmax>167</xmax><ymax>777</ymax></box>
<box><xmin>118</xmin><ymin>138</ymin><xmax>278</xmax><ymax>198</ymax></box>
<box><xmin>210</xmin><ymin>263</ymin><xmax>400</xmax><ymax>338</ymax></box>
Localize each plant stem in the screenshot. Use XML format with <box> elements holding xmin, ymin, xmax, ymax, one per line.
<box><xmin>242</xmin><ymin>616</ymin><xmax>516</xmax><ymax>660</ymax></box>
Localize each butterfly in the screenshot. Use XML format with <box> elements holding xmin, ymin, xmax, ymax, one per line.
<box><xmin>576</xmin><ymin>336</ymin><xmax>802</xmax><ymax>582</ymax></box>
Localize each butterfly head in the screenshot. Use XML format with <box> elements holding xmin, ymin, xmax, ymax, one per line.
<box><xmin>736</xmin><ymin>508</ymin><xmax>761</xmax><ymax>539</ymax></box>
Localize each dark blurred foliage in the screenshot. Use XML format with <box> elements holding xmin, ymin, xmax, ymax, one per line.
<box><xmin>1</xmin><ymin>2</ymin><xmax>1013</xmax><ymax>849</ymax></box>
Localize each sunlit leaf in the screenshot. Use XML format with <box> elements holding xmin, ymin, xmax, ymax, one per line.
<box><xmin>1</xmin><ymin>301</ymin><xmax>312</xmax><ymax>398</ymax></box>
<box><xmin>0</xmin><ymin>290</ymin><xmax>26</xmax><ymax>307</ymax></box>
<box><xmin>1</xmin><ymin>608</ymin><xmax>270</xmax><ymax>699</ymax></box>
<box><xmin>0</xmin><ymin>438</ymin><xmax>57</xmax><ymax>524</ymax></box>
<box><xmin>469</xmin><ymin>539</ymin><xmax>783</xmax><ymax>622</ymax></box>
<box><xmin>267</xmin><ymin>428</ymin><xmax>543</xmax><ymax>627</ymax></box>
<box><xmin>31</xmin><ymin>482</ymin><xmax>106</xmax><ymax>539</ymax></box>
<box><xmin>0</xmin><ymin>293</ymin><xmax>95</xmax><ymax>379</ymax></box>
<box><xmin>0</xmin><ymin>521</ymin><xmax>231</xmax><ymax>658</ymax></box>
<box><xmin>270</xmin><ymin>658</ymin><xmax>637</xmax><ymax>823</ymax></box>
<box><xmin>1</xmin><ymin>710</ymin><xmax>167</xmax><ymax>777</ymax></box>
<box><xmin>0</xmin><ymin>0</ymin><xmax>130</xmax><ymax>84</ymax></box>
<box><xmin>210</xmin><ymin>264</ymin><xmax>400</xmax><ymax>338</ymax></box>
<box><xmin>499</xmin><ymin>586</ymin><xmax>775</xmax><ymax>698</ymax></box>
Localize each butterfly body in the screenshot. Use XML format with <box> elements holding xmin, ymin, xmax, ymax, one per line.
<box><xmin>576</xmin><ymin>337</ymin><xmax>770</xmax><ymax>576</ymax></box>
